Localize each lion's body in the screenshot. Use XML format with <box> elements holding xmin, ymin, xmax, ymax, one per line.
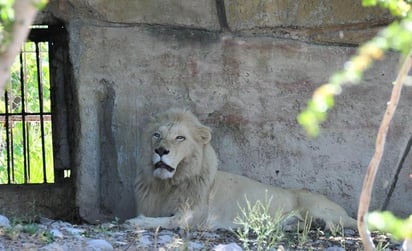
<box><xmin>127</xmin><ymin>109</ymin><xmax>357</xmax><ymax>230</ymax></box>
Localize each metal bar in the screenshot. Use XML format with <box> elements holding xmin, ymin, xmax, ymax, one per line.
<box><xmin>0</xmin><ymin>114</ymin><xmax>51</xmax><ymax>122</ymax></box>
<box><xmin>26</xmin><ymin>120</ymin><xmax>31</xmax><ymax>182</ymax></box>
<box><xmin>25</xmin><ymin>45</ymin><xmax>32</xmax><ymax>183</ymax></box>
<box><xmin>35</xmin><ymin>42</ymin><xmax>48</xmax><ymax>184</ymax></box>
<box><xmin>10</xmin><ymin>119</ymin><xmax>14</xmax><ymax>183</ymax></box>
<box><xmin>4</xmin><ymin>91</ymin><xmax>11</xmax><ymax>184</ymax></box>
<box><xmin>20</xmin><ymin>49</ymin><xmax>28</xmax><ymax>184</ymax></box>
<box><xmin>0</xmin><ymin>112</ymin><xmax>52</xmax><ymax>115</ymax></box>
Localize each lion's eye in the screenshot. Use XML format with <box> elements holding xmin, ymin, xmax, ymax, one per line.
<box><xmin>176</xmin><ymin>136</ymin><xmax>186</xmax><ymax>141</ymax></box>
<box><xmin>153</xmin><ymin>132</ymin><xmax>161</xmax><ymax>139</ymax></box>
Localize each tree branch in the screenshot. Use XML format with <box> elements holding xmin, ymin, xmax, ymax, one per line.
<box><xmin>357</xmin><ymin>51</ymin><xmax>412</xmax><ymax>251</ymax></box>
<box><xmin>0</xmin><ymin>0</ymin><xmax>40</xmax><ymax>93</ymax></box>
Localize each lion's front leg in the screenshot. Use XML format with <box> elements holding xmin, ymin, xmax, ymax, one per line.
<box><xmin>124</xmin><ymin>215</ymin><xmax>176</xmax><ymax>229</ymax></box>
<box><xmin>124</xmin><ymin>211</ymin><xmax>195</xmax><ymax>229</ymax></box>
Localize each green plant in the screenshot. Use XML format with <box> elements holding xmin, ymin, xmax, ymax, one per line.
<box><xmin>41</xmin><ymin>230</ymin><xmax>54</xmax><ymax>244</ymax></box>
<box><xmin>3</xmin><ymin>226</ymin><xmax>19</xmax><ymax>240</ymax></box>
<box><xmin>376</xmin><ymin>239</ymin><xmax>390</xmax><ymax>251</ymax></box>
<box><xmin>233</xmin><ymin>193</ymin><xmax>295</xmax><ymax>251</ymax></box>
<box><xmin>328</xmin><ymin>220</ymin><xmax>344</xmax><ymax>238</ymax></box>
<box><xmin>21</xmin><ymin>223</ymin><xmax>39</xmax><ymax>235</ymax></box>
<box><xmin>0</xmin><ymin>0</ymin><xmax>48</xmax><ymax>51</ymax></box>
<box><xmin>111</xmin><ymin>217</ymin><xmax>121</xmax><ymax>231</ymax></box>
<box><xmin>328</xmin><ymin>220</ymin><xmax>346</xmax><ymax>249</ymax></box>
<box><xmin>296</xmin><ymin>212</ymin><xmax>312</xmax><ymax>248</ymax></box>
<box><xmin>0</xmin><ymin>0</ymin><xmax>15</xmax><ymax>52</ymax></box>
<box><xmin>368</xmin><ymin>211</ymin><xmax>412</xmax><ymax>240</ymax></box>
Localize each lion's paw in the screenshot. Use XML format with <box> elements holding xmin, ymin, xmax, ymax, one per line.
<box><xmin>123</xmin><ymin>215</ymin><xmax>174</xmax><ymax>229</ymax></box>
<box><xmin>123</xmin><ymin>216</ymin><xmax>147</xmax><ymax>229</ymax></box>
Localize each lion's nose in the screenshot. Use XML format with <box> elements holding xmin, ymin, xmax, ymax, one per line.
<box><xmin>155</xmin><ymin>147</ymin><xmax>170</xmax><ymax>156</ymax></box>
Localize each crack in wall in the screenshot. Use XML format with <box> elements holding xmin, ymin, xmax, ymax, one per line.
<box><xmin>215</xmin><ymin>0</ymin><xmax>229</xmax><ymax>31</ymax></box>
<box><xmin>97</xmin><ymin>79</ymin><xmax>119</xmax><ymax>216</ymax></box>
<box><xmin>381</xmin><ymin>135</ymin><xmax>412</xmax><ymax>210</ymax></box>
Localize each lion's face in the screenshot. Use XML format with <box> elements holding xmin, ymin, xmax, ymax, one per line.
<box><xmin>149</xmin><ymin>113</ymin><xmax>211</xmax><ymax>180</ymax></box>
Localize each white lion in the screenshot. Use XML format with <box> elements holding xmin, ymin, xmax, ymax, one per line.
<box><xmin>126</xmin><ymin>108</ymin><xmax>357</xmax><ymax>230</ymax></box>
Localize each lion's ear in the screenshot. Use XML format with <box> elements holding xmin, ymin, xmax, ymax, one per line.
<box><xmin>197</xmin><ymin>126</ymin><xmax>211</xmax><ymax>144</ymax></box>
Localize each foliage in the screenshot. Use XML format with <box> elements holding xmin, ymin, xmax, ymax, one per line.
<box><xmin>0</xmin><ymin>0</ymin><xmax>48</xmax><ymax>52</ymax></box>
<box><xmin>296</xmin><ymin>212</ymin><xmax>312</xmax><ymax>248</ymax></box>
<box><xmin>368</xmin><ymin>211</ymin><xmax>412</xmax><ymax>240</ymax></box>
<box><xmin>233</xmin><ymin>193</ymin><xmax>295</xmax><ymax>251</ymax></box>
<box><xmin>0</xmin><ymin>0</ymin><xmax>15</xmax><ymax>51</ymax></box>
<box><xmin>298</xmin><ymin>0</ymin><xmax>412</xmax><ymax>137</ymax></box>
<box><xmin>0</xmin><ymin>41</ymin><xmax>54</xmax><ymax>184</ymax></box>
<box><xmin>328</xmin><ymin>220</ymin><xmax>346</xmax><ymax>249</ymax></box>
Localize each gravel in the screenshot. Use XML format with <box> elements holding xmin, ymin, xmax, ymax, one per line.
<box><xmin>0</xmin><ymin>214</ymin><xmax>403</xmax><ymax>250</ymax></box>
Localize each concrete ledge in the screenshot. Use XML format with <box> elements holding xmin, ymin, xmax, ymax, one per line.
<box><xmin>225</xmin><ymin>0</ymin><xmax>392</xmax><ymax>30</ymax></box>
<box><xmin>47</xmin><ymin>0</ymin><xmax>220</xmax><ymax>30</ymax></box>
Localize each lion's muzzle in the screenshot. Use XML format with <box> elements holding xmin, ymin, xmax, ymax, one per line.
<box><xmin>154</xmin><ymin>161</ymin><xmax>175</xmax><ymax>173</ymax></box>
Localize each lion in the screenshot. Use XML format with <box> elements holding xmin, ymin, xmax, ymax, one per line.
<box><xmin>125</xmin><ymin>108</ymin><xmax>357</xmax><ymax>230</ymax></box>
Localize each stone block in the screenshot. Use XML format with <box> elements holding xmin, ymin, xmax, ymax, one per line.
<box><xmin>225</xmin><ymin>0</ymin><xmax>392</xmax><ymax>30</ymax></box>
<box><xmin>61</xmin><ymin>0</ymin><xmax>220</xmax><ymax>30</ymax></box>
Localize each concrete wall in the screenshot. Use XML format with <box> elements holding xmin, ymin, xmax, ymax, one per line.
<box><xmin>42</xmin><ymin>0</ymin><xmax>411</xmax><ymax>223</ymax></box>
<box><xmin>0</xmin><ymin>182</ymin><xmax>75</xmax><ymax>222</ymax></box>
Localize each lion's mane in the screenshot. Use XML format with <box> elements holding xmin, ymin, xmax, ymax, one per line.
<box><xmin>135</xmin><ymin>109</ymin><xmax>217</xmax><ymax>218</ymax></box>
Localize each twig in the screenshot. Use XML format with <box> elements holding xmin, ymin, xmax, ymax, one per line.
<box><xmin>357</xmin><ymin>51</ymin><xmax>412</xmax><ymax>251</ymax></box>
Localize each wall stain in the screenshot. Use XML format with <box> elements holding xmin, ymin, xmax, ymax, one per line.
<box><xmin>97</xmin><ymin>78</ymin><xmax>120</xmax><ymax>216</ymax></box>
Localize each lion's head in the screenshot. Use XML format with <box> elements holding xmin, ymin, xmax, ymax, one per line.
<box><xmin>143</xmin><ymin>108</ymin><xmax>215</xmax><ymax>181</ymax></box>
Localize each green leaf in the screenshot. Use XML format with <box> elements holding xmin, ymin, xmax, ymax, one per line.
<box><xmin>362</xmin><ymin>0</ymin><xmax>377</xmax><ymax>7</ymax></box>
<box><xmin>368</xmin><ymin>211</ymin><xmax>412</xmax><ymax>240</ymax></box>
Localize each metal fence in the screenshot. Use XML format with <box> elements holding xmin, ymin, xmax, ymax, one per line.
<box><xmin>0</xmin><ymin>27</ymin><xmax>54</xmax><ymax>184</ymax></box>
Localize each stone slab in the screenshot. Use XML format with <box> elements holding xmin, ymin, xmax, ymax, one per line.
<box><xmin>46</xmin><ymin>0</ymin><xmax>220</xmax><ymax>30</ymax></box>
<box><xmin>225</xmin><ymin>0</ymin><xmax>392</xmax><ymax>30</ymax></box>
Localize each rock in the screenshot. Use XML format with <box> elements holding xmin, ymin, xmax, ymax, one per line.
<box><xmin>100</xmin><ymin>222</ymin><xmax>116</xmax><ymax>230</ymax></box>
<box><xmin>13</xmin><ymin>224</ymin><xmax>24</xmax><ymax>231</ymax></box>
<box><xmin>402</xmin><ymin>239</ymin><xmax>412</xmax><ymax>250</ymax></box>
<box><xmin>0</xmin><ymin>215</ymin><xmax>10</xmax><ymax>228</ymax></box>
<box><xmin>86</xmin><ymin>239</ymin><xmax>113</xmax><ymax>251</ymax></box>
<box><xmin>344</xmin><ymin>228</ymin><xmax>356</xmax><ymax>236</ymax></box>
<box><xmin>324</xmin><ymin>246</ymin><xmax>346</xmax><ymax>251</ymax></box>
<box><xmin>213</xmin><ymin>243</ymin><xmax>243</xmax><ymax>251</ymax></box>
<box><xmin>50</xmin><ymin>228</ymin><xmax>64</xmax><ymax>239</ymax></box>
<box><xmin>157</xmin><ymin>233</ymin><xmax>174</xmax><ymax>245</ymax></box>
<box><xmin>139</xmin><ymin>234</ymin><xmax>152</xmax><ymax>248</ymax></box>
<box><xmin>39</xmin><ymin>217</ymin><xmax>54</xmax><ymax>225</ymax></box>
<box><xmin>188</xmin><ymin>241</ymin><xmax>204</xmax><ymax>250</ymax></box>
<box><xmin>39</xmin><ymin>243</ymin><xmax>65</xmax><ymax>251</ymax></box>
<box><xmin>21</xmin><ymin>243</ymin><xmax>39</xmax><ymax>250</ymax></box>
<box><xmin>63</xmin><ymin>226</ymin><xmax>86</xmax><ymax>235</ymax></box>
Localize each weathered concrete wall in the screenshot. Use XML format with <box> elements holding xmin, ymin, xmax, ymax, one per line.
<box><xmin>0</xmin><ymin>182</ymin><xmax>76</xmax><ymax>222</ymax></box>
<box><xmin>42</xmin><ymin>0</ymin><xmax>411</xmax><ymax>222</ymax></box>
